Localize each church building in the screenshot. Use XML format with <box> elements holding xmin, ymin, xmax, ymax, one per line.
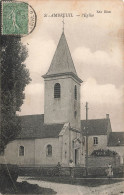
<box><xmin>0</xmin><ymin>30</ymin><xmax>124</xmax><ymax>167</ymax></box>
<box><xmin>0</xmin><ymin>31</ymin><xmax>85</xmax><ymax>167</ymax></box>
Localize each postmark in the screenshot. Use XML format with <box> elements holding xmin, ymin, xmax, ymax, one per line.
<box><xmin>1</xmin><ymin>1</ymin><xmax>37</xmax><ymax>36</ymax></box>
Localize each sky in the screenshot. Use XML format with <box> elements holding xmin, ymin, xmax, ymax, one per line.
<box><xmin>19</xmin><ymin>0</ymin><xmax>124</xmax><ymax>132</ymax></box>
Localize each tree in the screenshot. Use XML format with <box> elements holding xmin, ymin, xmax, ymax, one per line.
<box><xmin>0</xmin><ymin>36</ymin><xmax>31</xmax><ymax>152</ymax></box>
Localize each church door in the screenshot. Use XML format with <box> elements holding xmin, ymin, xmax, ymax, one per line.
<box><xmin>75</xmin><ymin>149</ymin><xmax>79</xmax><ymax>165</ymax></box>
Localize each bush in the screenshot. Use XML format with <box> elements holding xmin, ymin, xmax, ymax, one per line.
<box><xmin>113</xmin><ymin>166</ymin><xmax>124</xmax><ymax>177</ymax></box>
<box><xmin>88</xmin><ymin>167</ymin><xmax>106</xmax><ymax>177</ymax></box>
<box><xmin>19</xmin><ymin>167</ymin><xmax>42</xmax><ymax>177</ymax></box>
<box><xmin>91</xmin><ymin>149</ymin><xmax>118</xmax><ymax>157</ymax></box>
<box><xmin>0</xmin><ymin>164</ymin><xmax>19</xmax><ymax>190</ymax></box>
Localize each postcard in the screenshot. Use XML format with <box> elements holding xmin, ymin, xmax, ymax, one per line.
<box><xmin>0</xmin><ymin>0</ymin><xmax>124</xmax><ymax>194</ymax></box>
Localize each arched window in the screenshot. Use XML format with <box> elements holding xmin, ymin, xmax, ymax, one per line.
<box><xmin>46</xmin><ymin>145</ymin><xmax>52</xmax><ymax>156</ymax></box>
<box><xmin>54</xmin><ymin>83</ymin><xmax>61</xmax><ymax>98</ymax></box>
<box><xmin>19</xmin><ymin>146</ymin><xmax>24</xmax><ymax>156</ymax></box>
<box><xmin>0</xmin><ymin>150</ymin><xmax>4</xmax><ymax>156</ymax></box>
<box><xmin>74</xmin><ymin>85</ymin><xmax>77</xmax><ymax>100</ymax></box>
<box><xmin>74</xmin><ymin>111</ymin><xmax>77</xmax><ymax>119</ymax></box>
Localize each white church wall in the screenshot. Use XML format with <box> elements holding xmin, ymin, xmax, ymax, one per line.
<box><xmin>59</xmin><ymin>125</ymin><xmax>85</xmax><ymax>167</ymax></box>
<box><xmin>34</xmin><ymin>138</ymin><xmax>60</xmax><ymax>166</ymax></box>
<box><xmin>44</xmin><ymin>76</ymin><xmax>72</xmax><ymax>125</ymax></box>
<box><xmin>0</xmin><ymin>139</ymin><xmax>35</xmax><ymax>165</ymax></box>
<box><xmin>70</xmin><ymin>130</ymin><xmax>77</xmax><ymax>162</ymax></box>
<box><xmin>44</xmin><ymin>76</ymin><xmax>81</xmax><ymax>129</ymax></box>
<box><xmin>60</xmin><ymin>126</ymin><xmax>70</xmax><ymax>166</ymax></box>
<box><xmin>69</xmin><ymin>78</ymin><xmax>81</xmax><ymax>129</ymax></box>
<box><xmin>80</xmin><ymin>134</ymin><xmax>86</xmax><ymax>166</ymax></box>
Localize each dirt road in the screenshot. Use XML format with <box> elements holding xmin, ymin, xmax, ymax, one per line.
<box><xmin>18</xmin><ymin>177</ymin><xmax>124</xmax><ymax>195</ymax></box>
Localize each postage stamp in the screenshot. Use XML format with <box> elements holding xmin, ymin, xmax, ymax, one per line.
<box><xmin>1</xmin><ymin>1</ymin><xmax>36</xmax><ymax>35</ymax></box>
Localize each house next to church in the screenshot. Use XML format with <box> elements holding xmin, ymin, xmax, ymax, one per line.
<box><xmin>0</xmin><ymin>30</ymin><xmax>124</xmax><ymax>167</ymax></box>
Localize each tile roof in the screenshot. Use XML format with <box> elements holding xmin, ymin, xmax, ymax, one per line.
<box><xmin>45</xmin><ymin>32</ymin><xmax>77</xmax><ymax>76</ymax></box>
<box><xmin>108</xmin><ymin>132</ymin><xmax>124</xmax><ymax>146</ymax></box>
<box><xmin>17</xmin><ymin>114</ymin><xmax>64</xmax><ymax>139</ymax></box>
<box><xmin>17</xmin><ymin>115</ymin><xmax>124</xmax><ymax>147</ymax></box>
<box><xmin>81</xmin><ymin>118</ymin><xmax>110</xmax><ymax>135</ymax></box>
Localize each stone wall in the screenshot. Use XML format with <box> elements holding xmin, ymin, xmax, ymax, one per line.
<box><xmin>88</xmin><ymin>156</ymin><xmax>120</xmax><ymax>167</ymax></box>
<box><xmin>107</xmin><ymin>146</ymin><xmax>124</xmax><ymax>164</ymax></box>
<box><xmin>87</xmin><ymin>135</ymin><xmax>107</xmax><ymax>155</ymax></box>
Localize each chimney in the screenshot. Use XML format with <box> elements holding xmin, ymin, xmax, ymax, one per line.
<box><xmin>106</xmin><ymin>114</ymin><xmax>109</xmax><ymax>119</ymax></box>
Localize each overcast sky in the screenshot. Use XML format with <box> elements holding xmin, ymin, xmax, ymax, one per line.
<box><xmin>19</xmin><ymin>0</ymin><xmax>124</xmax><ymax>132</ymax></box>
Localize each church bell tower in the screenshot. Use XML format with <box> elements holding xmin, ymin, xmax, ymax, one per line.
<box><xmin>42</xmin><ymin>31</ymin><xmax>83</xmax><ymax>130</ymax></box>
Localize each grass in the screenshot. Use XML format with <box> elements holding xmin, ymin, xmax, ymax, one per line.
<box><xmin>28</xmin><ymin>176</ymin><xmax>124</xmax><ymax>187</ymax></box>
<box><xmin>0</xmin><ymin>181</ymin><xmax>56</xmax><ymax>194</ymax></box>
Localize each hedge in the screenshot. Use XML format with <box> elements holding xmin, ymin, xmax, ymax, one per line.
<box><xmin>19</xmin><ymin>166</ymin><xmax>124</xmax><ymax>178</ymax></box>
<box><xmin>19</xmin><ymin>166</ymin><xmax>86</xmax><ymax>178</ymax></box>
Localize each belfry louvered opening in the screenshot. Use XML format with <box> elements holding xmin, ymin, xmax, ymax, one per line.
<box><xmin>54</xmin><ymin>83</ymin><xmax>61</xmax><ymax>98</ymax></box>
<box><xmin>19</xmin><ymin>146</ymin><xmax>24</xmax><ymax>156</ymax></box>
<box><xmin>74</xmin><ymin>85</ymin><xmax>77</xmax><ymax>100</ymax></box>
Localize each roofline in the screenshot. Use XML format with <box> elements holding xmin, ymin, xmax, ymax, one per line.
<box><xmin>108</xmin><ymin>144</ymin><xmax>124</xmax><ymax>147</ymax></box>
<box><xmin>19</xmin><ymin>114</ymin><xmax>44</xmax><ymax>117</ymax></box>
<box><xmin>42</xmin><ymin>72</ymin><xmax>83</xmax><ymax>83</ymax></box>
<box><xmin>81</xmin><ymin>118</ymin><xmax>109</xmax><ymax>121</ymax></box>
<box><xmin>43</xmin><ymin>122</ymin><xmax>64</xmax><ymax>126</ymax></box>
<box><xmin>16</xmin><ymin>137</ymin><xmax>59</xmax><ymax>140</ymax></box>
<box><xmin>69</xmin><ymin>128</ymin><xmax>81</xmax><ymax>133</ymax></box>
<box><xmin>109</xmin><ymin>132</ymin><xmax>124</xmax><ymax>134</ymax></box>
<box><xmin>83</xmin><ymin>133</ymin><xmax>107</xmax><ymax>136</ymax></box>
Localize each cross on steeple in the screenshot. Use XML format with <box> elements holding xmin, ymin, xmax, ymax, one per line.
<box><xmin>62</xmin><ymin>16</ymin><xmax>65</xmax><ymax>32</ymax></box>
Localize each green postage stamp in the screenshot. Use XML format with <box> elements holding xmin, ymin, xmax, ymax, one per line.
<box><xmin>2</xmin><ymin>1</ymin><xmax>36</xmax><ymax>35</ymax></box>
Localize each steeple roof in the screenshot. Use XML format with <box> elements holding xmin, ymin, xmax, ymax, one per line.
<box><xmin>46</xmin><ymin>32</ymin><xmax>77</xmax><ymax>76</ymax></box>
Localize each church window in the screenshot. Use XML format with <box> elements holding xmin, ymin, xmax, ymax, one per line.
<box><xmin>65</xmin><ymin>151</ymin><xmax>67</xmax><ymax>158</ymax></box>
<box><xmin>19</xmin><ymin>146</ymin><xmax>24</xmax><ymax>156</ymax></box>
<box><xmin>46</xmin><ymin>145</ymin><xmax>52</xmax><ymax>156</ymax></box>
<box><xmin>74</xmin><ymin>111</ymin><xmax>77</xmax><ymax>119</ymax></box>
<box><xmin>93</xmin><ymin>137</ymin><xmax>98</xmax><ymax>145</ymax></box>
<box><xmin>0</xmin><ymin>150</ymin><xmax>4</xmax><ymax>156</ymax></box>
<box><xmin>74</xmin><ymin>85</ymin><xmax>77</xmax><ymax>100</ymax></box>
<box><xmin>54</xmin><ymin>83</ymin><xmax>61</xmax><ymax>98</ymax></box>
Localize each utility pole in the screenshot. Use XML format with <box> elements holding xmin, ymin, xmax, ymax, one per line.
<box><xmin>0</xmin><ymin>1</ymin><xmax>2</xmax><ymax>152</ymax></box>
<box><xmin>85</xmin><ymin>102</ymin><xmax>88</xmax><ymax>177</ymax></box>
<box><xmin>62</xmin><ymin>16</ymin><xmax>65</xmax><ymax>32</ymax></box>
